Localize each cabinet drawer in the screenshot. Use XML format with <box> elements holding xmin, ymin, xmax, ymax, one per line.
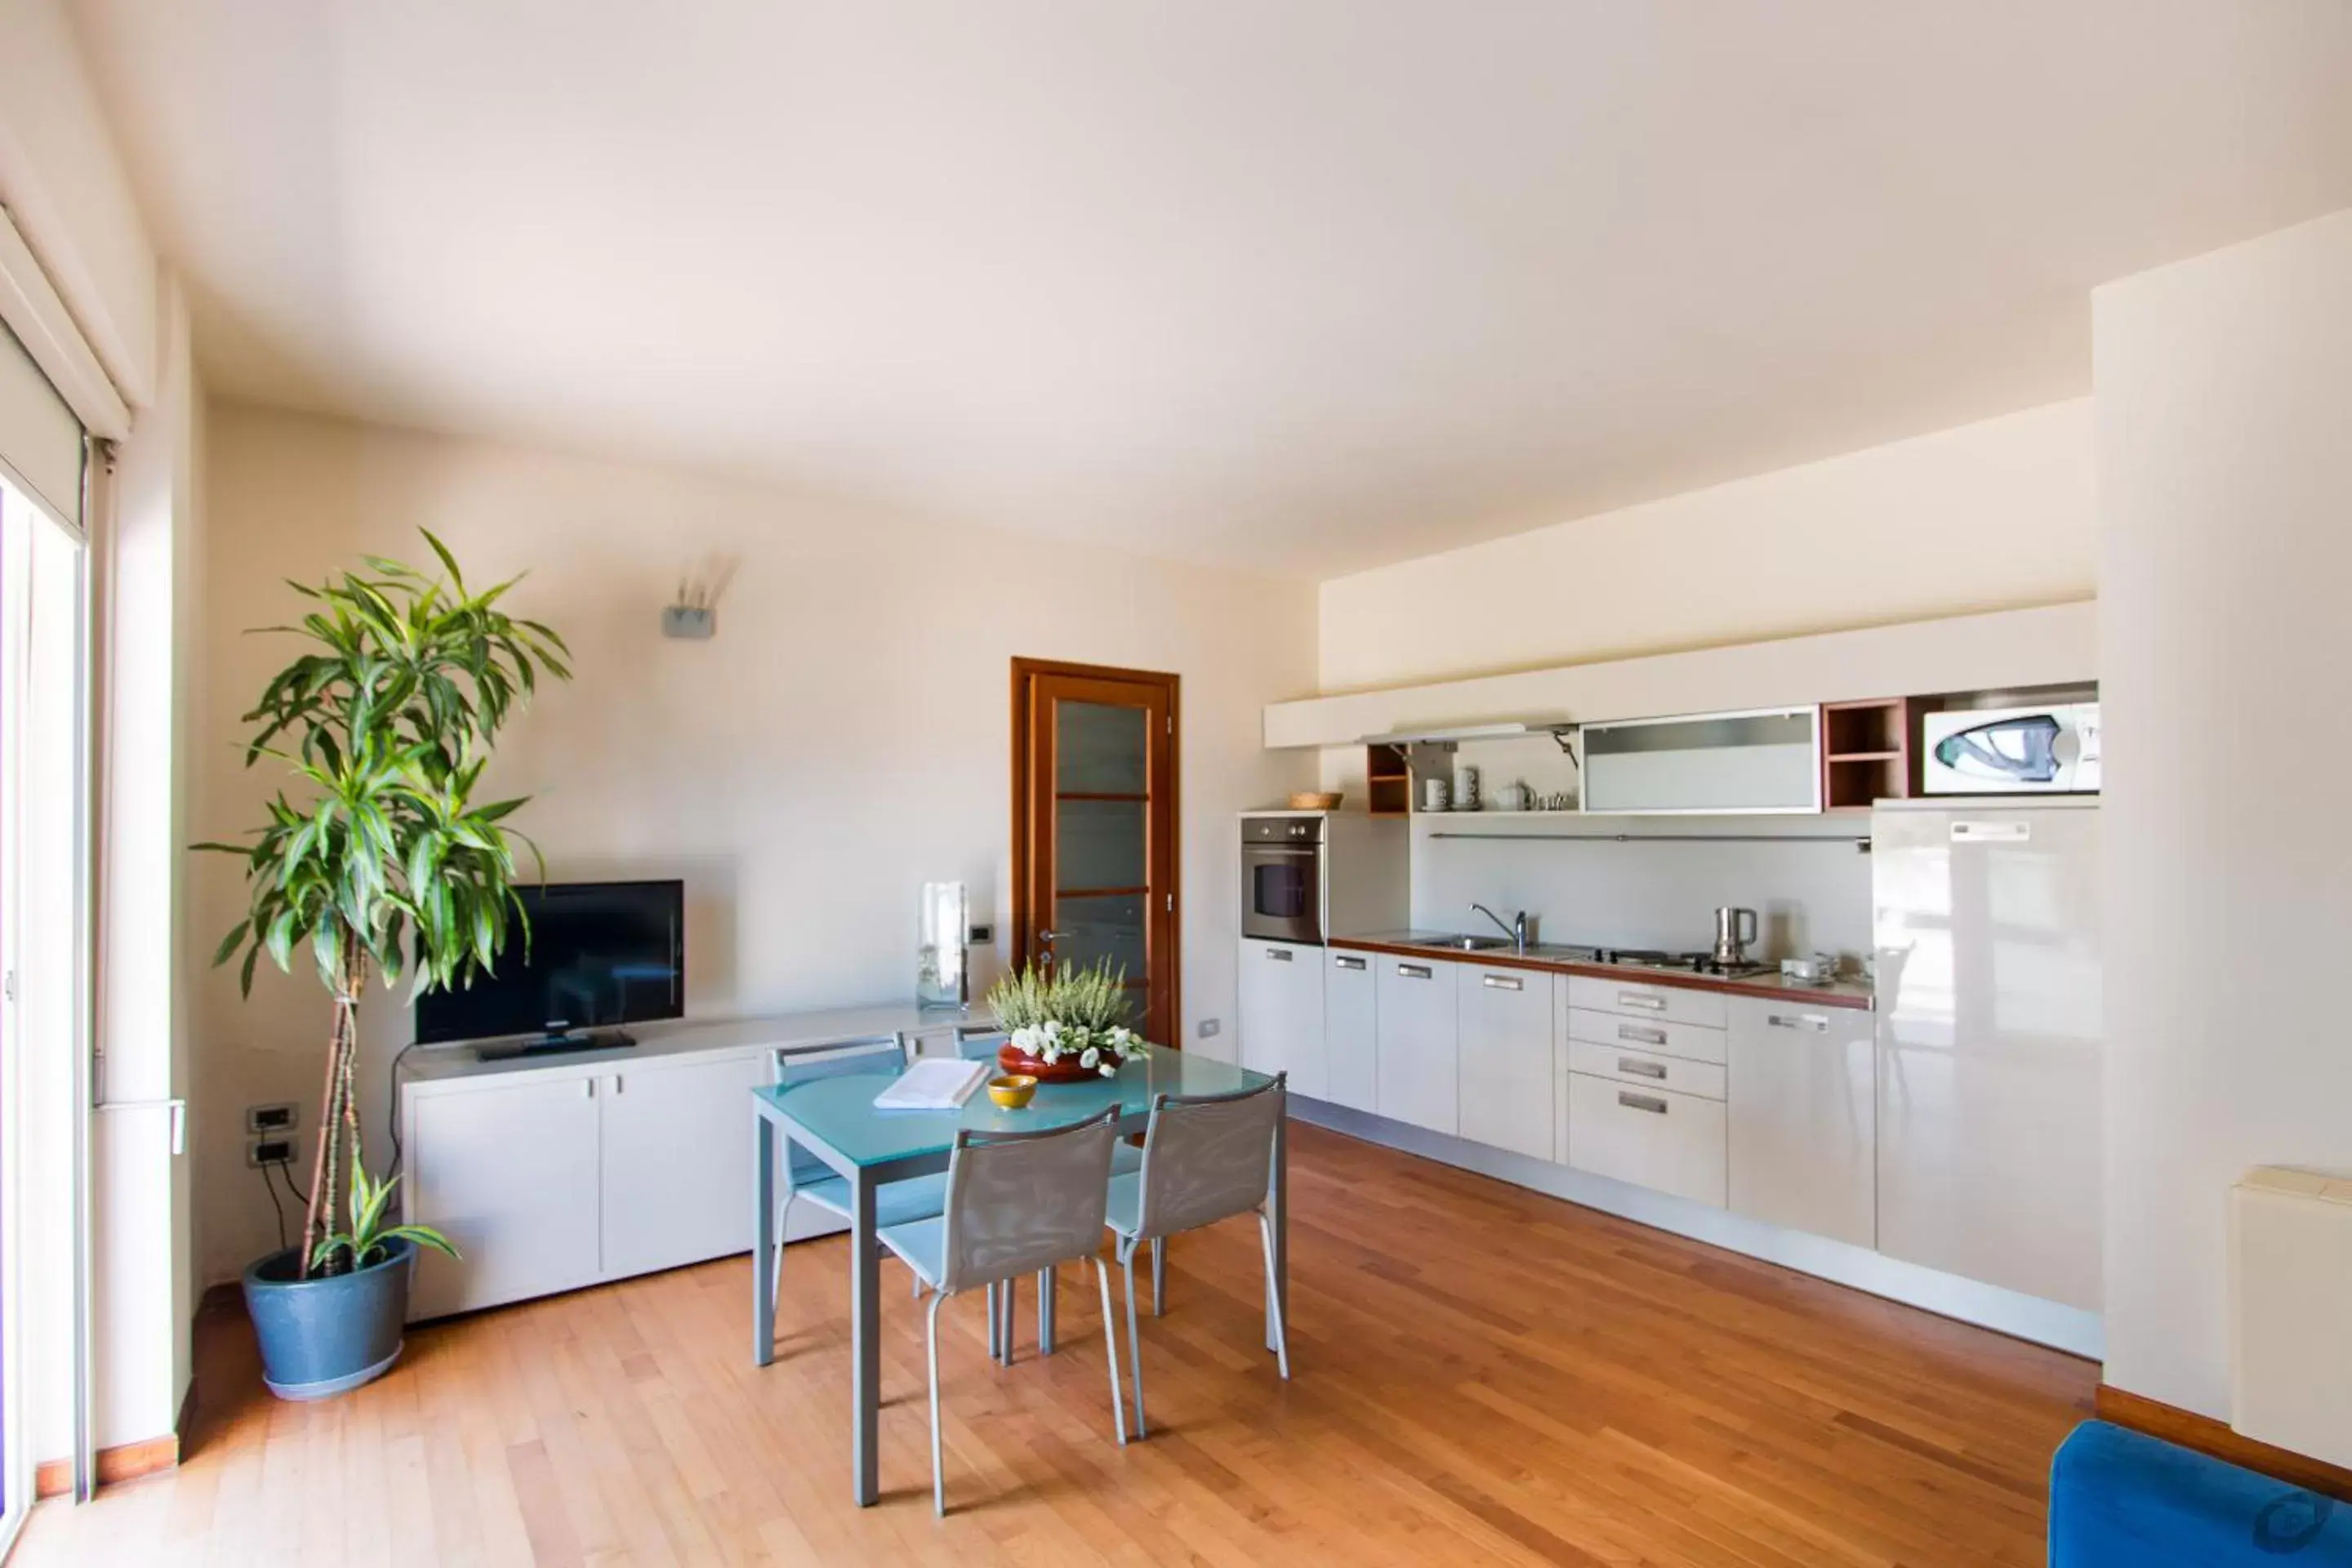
<box><xmin>1566</xmin><ymin>1039</ymin><xmax>1726</xmax><ymax>1101</ymax></box>
<box><xmin>1563</xmin><ymin>1006</ymin><xmax>1726</xmax><ymax>1065</ymax></box>
<box><xmin>1566</xmin><ymin>1073</ymin><xmax>1726</xmax><ymax>1208</ymax></box>
<box><xmin>1566</xmin><ymin>975</ymin><xmax>1727</xmax><ymax>1029</ymax></box>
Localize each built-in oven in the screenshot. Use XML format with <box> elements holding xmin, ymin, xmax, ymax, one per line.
<box><xmin>1241</xmin><ymin>815</ymin><xmax>1325</xmax><ymax>945</ymax></box>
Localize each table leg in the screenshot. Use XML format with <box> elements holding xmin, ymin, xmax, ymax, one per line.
<box><xmin>850</xmin><ymin>1169</ymin><xmax>880</xmax><ymax>1506</ymax></box>
<box><xmin>1038</xmin><ymin>1265</ymin><xmax>1057</xmax><ymax>1355</ymax></box>
<box><xmin>1267</xmin><ymin>1109</ymin><xmax>1289</xmax><ymax>1355</ymax></box>
<box><xmin>753</xmin><ymin>1111</ymin><xmax>777</xmax><ymax>1367</ymax></box>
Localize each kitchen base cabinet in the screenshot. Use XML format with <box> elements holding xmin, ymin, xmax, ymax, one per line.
<box><xmin>408</xmin><ymin>1072</ymin><xmax>604</xmax><ymax>1321</ymax></box>
<box><xmin>1566</xmin><ymin>1072</ymin><xmax>1726</xmax><ymax>1208</ymax></box>
<box><xmin>599</xmin><ymin>1052</ymin><xmax>777</xmax><ymax>1279</ymax></box>
<box><xmin>1323</xmin><ymin>949</ymin><xmax>1378</xmax><ymax>1112</ymax></box>
<box><xmin>1727</xmin><ymin>997</ymin><xmax>1875</xmax><ymax>1250</ymax></box>
<box><xmin>1375</xmin><ymin>956</ymin><xmax>1459</xmax><ymax>1135</ymax></box>
<box><xmin>1238</xmin><ymin>938</ymin><xmax>1328</xmax><ymax>1099</ymax></box>
<box><xmin>1457</xmin><ymin>964</ymin><xmax>1553</xmax><ymax>1160</ymax></box>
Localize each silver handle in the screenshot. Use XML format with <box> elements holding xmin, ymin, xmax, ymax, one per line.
<box><xmin>1617</xmin><ymin>1023</ymin><xmax>1667</xmax><ymax>1045</ymax></box>
<box><xmin>584</xmin><ymin>1079</ymin><xmax>595</xmax><ymax>1098</ymax></box>
<box><xmin>1769</xmin><ymin>1013</ymin><xmax>1829</xmax><ymax>1032</ymax></box>
<box><xmin>1037</xmin><ymin>929</ymin><xmax>1064</xmax><ymax>941</ymax></box>
<box><xmin>1618</xmin><ymin>1057</ymin><xmax>1668</xmax><ymax>1080</ymax></box>
<box><xmin>1265</xmin><ymin>947</ymin><xmax>1294</xmax><ymax>962</ymax></box>
<box><xmin>1334</xmin><ymin>955</ymin><xmax>1367</xmax><ymax>971</ymax></box>
<box><xmin>1397</xmin><ymin>963</ymin><xmax>1432</xmax><ymax>979</ymax></box>
<box><xmin>1481</xmin><ymin>973</ymin><xmax>1523</xmax><ymax>991</ymax></box>
<box><xmin>1618</xmin><ymin>992</ymin><xmax>1668</xmax><ymax>1013</ymax></box>
<box><xmin>1619</xmin><ymin>1091</ymin><xmax>1668</xmax><ymax>1115</ymax></box>
<box><xmin>612</xmin><ymin>1075</ymin><xmax>625</xmax><ymax>1094</ymax></box>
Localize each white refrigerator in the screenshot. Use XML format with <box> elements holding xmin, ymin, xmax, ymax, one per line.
<box><xmin>1872</xmin><ymin>799</ymin><xmax>2102</xmax><ymax>1312</ymax></box>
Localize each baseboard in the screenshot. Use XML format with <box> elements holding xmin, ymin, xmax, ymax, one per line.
<box><xmin>2096</xmin><ymin>1385</ymin><xmax>2352</xmax><ymax>1504</ymax></box>
<box><xmin>32</xmin><ymin>1431</ymin><xmax>179</xmax><ymax>1499</ymax></box>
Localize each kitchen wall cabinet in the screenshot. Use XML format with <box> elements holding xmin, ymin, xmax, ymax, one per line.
<box><xmin>1457</xmin><ymin>964</ymin><xmax>1553</xmax><ymax>1159</ymax></box>
<box><xmin>1726</xmin><ymin>997</ymin><xmax>1875</xmax><ymax>1249</ymax></box>
<box><xmin>1579</xmin><ymin>707</ymin><xmax>1820</xmax><ymax>814</ymax></box>
<box><xmin>1375</xmin><ymin>956</ymin><xmax>1459</xmax><ymax>1134</ymax></box>
<box><xmin>599</xmin><ymin>1052</ymin><xmax>777</xmax><ymax>1279</ymax></box>
<box><xmin>1237</xmin><ymin>937</ymin><xmax>1328</xmax><ymax>1099</ymax></box>
<box><xmin>1323</xmin><ymin>948</ymin><xmax>1378</xmax><ymax>1112</ymax></box>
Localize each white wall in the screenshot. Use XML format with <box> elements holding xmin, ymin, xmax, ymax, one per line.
<box><xmin>189</xmin><ymin>404</ymin><xmax>1316</xmax><ymax>1285</ymax></box>
<box><xmin>2096</xmin><ymin>207</ymin><xmax>2352</xmax><ymax>1419</ymax></box>
<box><xmin>1318</xmin><ymin>399</ymin><xmax>2096</xmax><ymax>693</ymax></box>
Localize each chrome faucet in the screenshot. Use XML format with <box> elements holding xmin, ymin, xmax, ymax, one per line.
<box><xmin>1471</xmin><ymin>902</ymin><xmax>1529</xmax><ymax>955</ymax></box>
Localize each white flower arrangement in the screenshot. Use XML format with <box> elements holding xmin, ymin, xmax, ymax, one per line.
<box><xmin>989</xmin><ymin>960</ymin><xmax>1151</xmax><ymax>1077</ymax></box>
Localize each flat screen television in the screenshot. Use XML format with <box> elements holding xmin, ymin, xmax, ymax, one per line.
<box><xmin>414</xmin><ymin>879</ymin><xmax>684</xmax><ymax>1053</ymax></box>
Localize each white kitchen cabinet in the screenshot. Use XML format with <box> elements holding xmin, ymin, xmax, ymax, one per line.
<box><xmin>1237</xmin><ymin>938</ymin><xmax>1328</xmax><ymax>1100</ymax></box>
<box><xmin>599</xmin><ymin>1052</ymin><xmax>777</xmax><ymax>1278</ymax></box>
<box><xmin>408</xmin><ymin>1070</ymin><xmax>604</xmax><ymax>1320</ymax></box>
<box><xmin>1726</xmin><ymin>997</ymin><xmax>1875</xmax><ymax>1249</ymax></box>
<box><xmin>1375</xmin><ymin>956</ymin><xmax>1459</xmax><ymax>1134</ymax></box>
<box><xmin>1323</xmin><ymin>949</ymin><xmax>1378</xmax><ymax>1112</ymax></box>
<box><xmin>1457</xmin><ymin>964</ymin><xmax>1553</xmax><ymax>1160</ymax></box>
<box><xmin>1566</xmin><ymin>1074</ymin><xmax>1726</xmax><ymax>1207</ymax></box>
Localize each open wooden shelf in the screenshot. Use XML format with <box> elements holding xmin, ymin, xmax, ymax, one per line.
<box><xmin>1820</xmin><ymin>698</ymin><xmax>1928</xmax><ymax>811</ymax></box>
<box><xmin>1366</xmin><ymin>742</ymin><xmax>1412</xmax><ymax>817</ymax></box>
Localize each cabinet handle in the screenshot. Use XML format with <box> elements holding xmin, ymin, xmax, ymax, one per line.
<box><xmin>1334</xmin><ymin>955</ymin><xmax>1367</xmax><ymax>971</ymax></box>
<box><xmin>1617</xmin><ymin>1023</ymin><xmax>1667</xmax><ymax>1045</ymax></box>
<box><xmin>1396</xmin><ymin>964</ymin><xmax>1432</xmax><ymax>979</ymax></box>
<box><xmin>1618</xmin><ymin>1091</ymin><xmax>1669</xmax><ymax>1115</ymax></box>
<box><xmin>584</xmin><ymin>1079</ymin><xmax>595</xmax><ymax>1098</ymax></box>
<box><xmin>1768</xmin><ymin>1013</ymin><xmax>1829</xmax><ymax>1032</ymax></box>
<box><xmin>1618</xmin><ymin>992</ymin><xmax>1668</xmax><ymax>1012</ymax></box>
<box><xmin>1266</xmin><ymin>947</ymin><xmax>1294</xmax><ymax>962</ymax></box>
<box><xmin>1481</xmin><ymin>974</ymin><xmax>1523</xmax><ymax>991</ymax></box>
<box><xmin>612</xmin><ymin>1075</ymin><xmax>625</xmax><ymax>1094</ymax></box>
<box><xmin>1618</xmin><ymin>1057</ymin><xmax>1668</xmax><ymax>1080</ymax></box>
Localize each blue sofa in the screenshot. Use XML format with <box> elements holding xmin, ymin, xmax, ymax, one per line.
<box><xmin>2051</xmin><ymin>1420</ymin><xmax>2352</xmax><ymax>1566</ymax></box>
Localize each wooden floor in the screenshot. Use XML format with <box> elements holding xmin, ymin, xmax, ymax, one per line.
<box><xmin>19</xmin><ymin>1123</ymin><xmax>2094</xmax><ymax>1566</ymax></box>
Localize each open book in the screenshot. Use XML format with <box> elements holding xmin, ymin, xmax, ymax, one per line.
<box><xmin>872</xmin><ymin>1057</ymin><xmax>988</xmax><ymax>1111</ymax></box>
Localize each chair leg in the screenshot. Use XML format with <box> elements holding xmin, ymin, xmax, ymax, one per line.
<box><xmin>1093</xmin><ymin>1258</ymin><xmax>1128</xmax><ymax>1447</ymax></box>
<box><xmin>925</xmin><ymin>1290</ymin><xmax>948</xmax><ymax>1517</ymax></box>
<box><xmin>1257</xmin><ymin>1210</ymin><xmax>1291</xmax><ymax>1381</ymax></box>
<box><xmin>985</xmin><ymin>1281</ymin><xmax>1000</xmax><ymax>1361</ymax></box>
<box><xmin>1151</xmin><ymin>1236</ymin><xmax>1166</xmax><ymax>1316</ymax></box>
<box><xmin>1000</xmin><ymin>1275</ymin><xmax>1017</xmax><ymax>1365</ymax></box>
<box><xmin>1121</xmin><ymin>1243</ymin><xmax>1147</xmax><ymax>1438</ymax></box>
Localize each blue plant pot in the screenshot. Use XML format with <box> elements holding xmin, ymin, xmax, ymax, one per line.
<box><xmin>242</xmin><ymin>1237</ymin><xmax>414</xmax><ymax>1401</ymax></box>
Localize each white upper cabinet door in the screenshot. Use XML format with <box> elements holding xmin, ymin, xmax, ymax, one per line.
<box><xmin>1375</xmin><ymin>956</ymin><xmax>1459</xmax><ymax>1134</ymax></box>
<box><xmin>1237</xmin><ymin>938</ymin><xmax>1329</xmax><ymax>1100</ymax></box>
<box><xmin>1457</xmin><ymin>965</ymin><xmax>1554</xmax><ymax>1160</ymax></box>
<box><xmin>1726</xmin><ymin>997</ymin><xmax>1876</xmax><ymax>1249</ymax></box>
<box><xmin>599</xmin><ymin>1051</ymin><xmax>776</xmax><ymax>1281</ymax></box>
<box><xmin>407</xmin><ymin>1072</ymin><xmax>604</xmax><ymax>1321</ymax></box>
<box><xmin>1323</xmin><ymin>948</ymin><xmax>1378</xmax><ymax>1113</ymax></box>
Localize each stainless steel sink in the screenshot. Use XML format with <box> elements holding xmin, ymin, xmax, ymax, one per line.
<box><xmin>1404</xmin><ymin>933</ymin><xmax>1512</xmax><ymax>951</ymax></box>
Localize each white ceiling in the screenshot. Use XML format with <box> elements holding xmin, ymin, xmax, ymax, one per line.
<box><xmin>68</xmin><ymin>2</ymin><xmax>2352</xmax><ymax>578</ymax></box>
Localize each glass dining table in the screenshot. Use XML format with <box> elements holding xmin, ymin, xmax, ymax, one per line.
<box><xmin>750</xmin><ymin>1049</ymin><xmax>1285</xmax><ymax>1507</ymax></box>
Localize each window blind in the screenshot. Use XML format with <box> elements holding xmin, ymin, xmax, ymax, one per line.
<box><xmin>0</xmin><ymin>314</ymin><xmax>83</xmax><ymax>532</ymax></box>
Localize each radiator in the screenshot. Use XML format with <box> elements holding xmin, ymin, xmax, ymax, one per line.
<box><xmin>2230</xmin><ymin>1166</ymin><xmax>2352</xmax><ymax>1468</ymax></box>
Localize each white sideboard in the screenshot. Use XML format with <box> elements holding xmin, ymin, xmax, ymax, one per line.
<box><xmin>399</xmin><ymin>1007</ymin><xmax>981</xmax><ymax>1321</ymax></box>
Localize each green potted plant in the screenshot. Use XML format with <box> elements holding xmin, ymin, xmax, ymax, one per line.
<box><xmin>198</xmin><ymin>533</ymin><xmax>569</xmax><ymax>1399</ymax></box>
<box><xmin>987</xmin><ymin>957</ymin><xmax>1151</xmax><ymax>1081</ymax></box>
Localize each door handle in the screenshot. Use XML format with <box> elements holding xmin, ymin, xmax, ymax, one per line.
<box><xmin>1768</xmin><ymin>1013</ymin><xmax>1829</xmax><ymax>1032</ymax></box>
<box><xmin>1265</xmin><ymin>947</ymin><xmax>1294</xmax><ymax>961</ymax></box>
<box><xmin>1617</xmin><ymin>1058</ymin><xmax>1668</xmax><ymax>1080</ymax></box>
<box><xmin>1618</xmin><ymin>1092</ymin><xmax>1669</xmax><ymax>1115</ymax></box>
<box><xmin>1481</xmin><ymin>974</ymin><xmax>1523</xmax><ymax>991</ymax></box>
<box><xmin>612</xmin><ymin>1075</ymin><xmax>624</xmax><ymax>1094</ymax></box>
<box><xmin>584</xmin><ymin>1079</ymin><xmax>595</xmax><ymax>1098</ymax></box>
<box><xmin>1334</xmin><ymin>955</ymin><xmax>1367</xmax><ymax>971</ymax></box>
<box><xmin>1396</xmin><ymin>964</ymin><xmax>1432</xmax><ymax>979</ymax></box>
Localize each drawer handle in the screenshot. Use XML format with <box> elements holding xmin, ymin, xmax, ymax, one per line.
<box><xmin>1481</xmin><ymin>974</ymin><xmax>1523</xmax><ymax>991</ymax></box>
<box><xmin>1768</xmin><ymin>1013</ymin><xmax>1829</xmax><ymax>1031</ymax></box>
<box><xmin>1618</xmin><ymin>1091</ymin><xmax>1669</xmax><ymax>1115</ymax></box>
<box><xmin>1397</xmin><ymin>964</ymin><xmax>1432</xmax><ymax>979</ymax></box>
<box><xmin>1334</xmin><ymin>955</ymin><xmax>1367</xmax><ymax>971</ymax></box>
<box><xmin>1619</xmin><ymin>993</ymin><xmax>1668</xmax><ymax>1013</ymax></box>
<box><xmin>1617</xmin><ymin>1057</ymin><xmax>1668</xmax><ymax>1080</ymax></box>
<box><xmin>1617</xmin><ymin>1024</ymin><xmax>1667</xmax><ymax>1045</ymax></box>
<box><xmin>1266</xmin><ymin>947</ymin><xmax>1294</xmax><ymax>962</ymax></box>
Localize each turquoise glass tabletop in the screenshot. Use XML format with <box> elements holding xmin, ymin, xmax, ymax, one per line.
<box><xmin>754</xmin><ymin>1053</ymin><xmax>1274</xmax><ymax>1169</ymax></box>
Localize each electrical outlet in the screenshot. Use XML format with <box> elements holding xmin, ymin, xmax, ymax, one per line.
<box><xmin>245</xmin><ymin>1101</ymin><xmax>297</xmax><ymax>1135</ymax></box>
<box><xmin>247</xmin><ymin>1136</ymin><xmax>296</xmax><ymax>1168</ymax></box>
<box><xmin>1197</xmin><ymin>1018</ymin><xmax>1221</xmax><ymax>1039</ymax></box>
<box><xmin>967</xmin><ymin>922</ymin><xmax>995</xmax><ymax>946</ymax></box>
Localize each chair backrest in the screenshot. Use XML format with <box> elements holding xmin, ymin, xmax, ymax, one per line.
<box><xmin>937</xmin><ymin>1106</ymin><xmax>1119</xmax><ymax>1292</ymax></box>
<box><xmin>1133</xmin><ymin>1073</ymin><xmax>1286</xmax><ymax>1239</ymax></box>
<box><xmin>777</xmin><ymin>1036</ymin><xmax>907</xmax><ymax>1186</ymax></box>
<box><xmin>953</xmin><ymin>1028</ymin><xmax>1007</xmax><ymax>1061</ymax></box>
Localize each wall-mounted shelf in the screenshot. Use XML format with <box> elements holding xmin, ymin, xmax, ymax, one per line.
<box><xmin>1820</xmin><ymin>697</ymin><xmax>1934</xmax><ymax>810</ymax></box>
<box><xmin>1365</xmin><ymin>742</ymin><xmax>1413</xmax><ymax>817</ymax></box>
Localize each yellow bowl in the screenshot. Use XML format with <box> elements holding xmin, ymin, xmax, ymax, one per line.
<box><xmin>987</xmin><ymin>1074</ymin><xmax>1038</xmax><ymax>1109</ymax></box>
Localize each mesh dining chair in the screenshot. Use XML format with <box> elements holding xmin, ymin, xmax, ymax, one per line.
<box><xmin>770</xmin><ymin>1037</ymin><xmax>951</xmax><ymax>1317</ymax></box>
<box><xmin>951</xmin><ymin>1027</ymin><xmax>1025</xmax><ymax>1356</ymax></box>
<box><xmin>1103</xmin><ymin>1073</ymin><xmax>1289</xmax><ymax>1437</ymax></box>
<box><xmin>878</xmin><ymin>1105</ymin><xmax>1129</xmax><ymax>1515</ymax></box>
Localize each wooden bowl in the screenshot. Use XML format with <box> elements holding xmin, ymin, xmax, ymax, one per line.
<box><xmin>1287</xmin><ymin>791</ymin><xmax>1343</xmax><ymax>811</ymax></box>
<box><xmin>987</xmin><ymin>1074</ymin><xmax>1037</xmax><ymax>1109</ymax></box>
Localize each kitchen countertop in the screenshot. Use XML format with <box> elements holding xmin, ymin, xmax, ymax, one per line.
<box><xmin>1330</xmin><ymin>931</ymin><xmax>1875</xmax><ymax>1011</ymax></box>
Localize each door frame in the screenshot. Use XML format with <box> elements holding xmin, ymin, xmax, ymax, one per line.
<box><xmin>1008</xmin><ymin>657</ymin><xmax>1182</xmax><ymax>1047</ymax></box>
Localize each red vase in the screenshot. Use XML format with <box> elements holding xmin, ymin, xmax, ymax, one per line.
<box><xmin>996</xmin><ymin>1043</ymin><xmax>1098</xmax><ymax>1083</ymax></box>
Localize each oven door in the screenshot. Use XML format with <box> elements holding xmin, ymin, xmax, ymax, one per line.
<box><xmin>1241</xmin><ymin>844</ymin><xmax>1323</xmax><ymax>944</ymax></box>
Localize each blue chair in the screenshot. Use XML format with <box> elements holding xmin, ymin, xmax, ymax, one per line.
<box><xmin>1103</xmin><ymin>1073</ymin><xmax>1290</xmax><ymax>1437</ymax></box>
<box><xmin>2050</xmin><ymin>1420</ymin><xmax>2352</xmax><ymax>1566</ymax></box>
<box><xmin>769</xmin><ymin>1036</ymin><xmax>950</xmax><ymax>1317</ymax></box>
<box><xmin>879</xmin><ymin>1106</ymin><xmax>1129</xmax><ymax>1515</ymax></box>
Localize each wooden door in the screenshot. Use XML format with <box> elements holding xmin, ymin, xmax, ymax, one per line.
<box><xmin>1011</xmin><ymin>659</ymin><xmax>1179</xmax><ymax>1048</ymax></box>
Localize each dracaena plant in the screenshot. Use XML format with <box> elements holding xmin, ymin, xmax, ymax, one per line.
<box><xmin>198</xmin><ymin>532</ymin><xmax>570</xmax><ymax>1277</ymax></box>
